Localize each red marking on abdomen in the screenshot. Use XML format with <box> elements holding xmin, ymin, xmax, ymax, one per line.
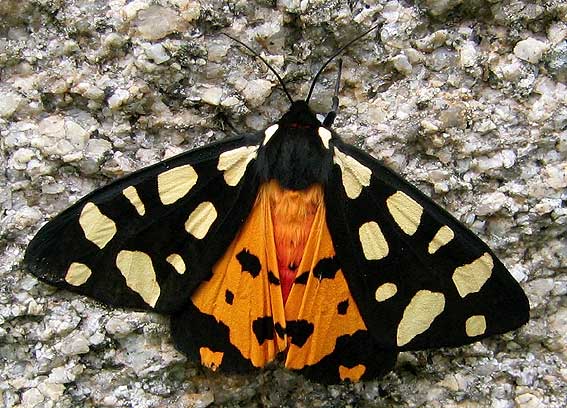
<box><xmin>264</xmin><ymin>180</ymin><xmax>323</xmax><ymax>304</ymax></box>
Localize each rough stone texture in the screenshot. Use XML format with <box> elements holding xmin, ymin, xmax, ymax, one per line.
<box><xmin>1</xmin><ymin>0</ymin><xmax>565</xmax><ymax>407</ymax></box>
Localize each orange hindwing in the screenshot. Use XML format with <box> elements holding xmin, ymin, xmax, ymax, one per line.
<box><xmin>191</xmin><ymin>180</ymin><xmax>371</xmax><ymax>380</ymax></box>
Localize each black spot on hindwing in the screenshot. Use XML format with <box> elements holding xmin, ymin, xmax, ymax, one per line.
<box><xmin>313</xmin><ymin>256</ymin><xmax>340</xmax><ymax>280</ymax></box>
<box><xmin>275</xmin><ymin>322</ymin><xmax>286</xmax><ymax>339</ymax></box>
<box><xmin>225</xmin><ymin>289</ymin><xmax>234</xmax><ymax>305</ymax></box>
<box><xmin>295</xmin><ymin>271</ymin><xmax>309</xmax><ymax>284</ymax></box>
<box><xmin>236</xmin><ymin>249</ymin><xmax>261</xmax><ymax>278</ymax></box>
<box><xmin>337</xmin><ymin>299</ymin><xmax>349</xmax><ymax>315</ymax></box>
<box><xmin>252</xmin><ymin>316</ymin><xmax>275</xmax><ymax>345</ymax></box>
<box><xmin>268</xmin><ymin>270</ymin><xmax>280</xmax><ymax>285</ymax></box>
<box><xmin>287</xmin><ymin>320</ymin><xmax>314</xmax><ymax>347</ymax></box>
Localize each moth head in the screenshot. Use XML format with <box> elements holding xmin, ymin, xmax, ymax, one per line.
<box><xmin>278</xmin><ymin>101</ymin><xmax>321</xmax><ymax>129</ymax></box>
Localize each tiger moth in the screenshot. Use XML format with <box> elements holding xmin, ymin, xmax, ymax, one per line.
<box><xmin>24</xmin><ymin>27</ymin><xmax>529</xmax><ymax>383</ymax></box>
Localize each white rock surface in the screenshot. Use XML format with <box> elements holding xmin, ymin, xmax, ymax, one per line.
<box><xmin>131</xmin><ymin>5</ymin><xmax>186</xmax><ymax>41</ymax></box>
<box><xmin>200</xmin><ymin>86</ymin><xmax>223</xmax><ymax>106</ymax></box>
<box><xmin>0</xmin><ymin>92</ymin><xmax>22</xmax><ymax>118</ymax></box>
<box><xmin>514</xmin><ymin>38</ymin><xmax>549</xmax><ymax>64</ymax></box>
<box><xmin>241</xmin><ymin>79</ymin><xmax>274</xmax><ymax>107</ymax></box>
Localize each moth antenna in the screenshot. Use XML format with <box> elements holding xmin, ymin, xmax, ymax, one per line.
<box><xmin>306</xmin><ymin>22</ymin><xmax>383</xmax><ymax>104</ymax></box>
<box><xmin>322</xmin><ymin>58</ymin><xmax>342</xmax><ymax>127</ymax></box>
<box><xmin>222</xmin><ymin>33</ymin><xmax>294</xmax><ymax>104</ymax></box>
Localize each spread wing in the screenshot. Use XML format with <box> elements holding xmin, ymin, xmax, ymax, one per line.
<box><xmin>324</xmin><ymin>139</ymin><xmax>529</xmax><ymax>351</ymax></box>
<box><xmin>24</xmin><ymin>135</ymin><xmax>262</xmax><ymax>313</ymax></box>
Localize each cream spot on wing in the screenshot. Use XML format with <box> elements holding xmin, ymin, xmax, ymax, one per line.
<box><xmin>116</xmin><ymin>250</ymin><xmax>160</xmax><ymax>307</ymax></box>
<box><xmin>166</xmin><ymin>253</ymin><xmax>186</xmax><ymax>274</ymax></box>
<box><xmin>386</xmin><ymin>191</ymin><xmax>423</xmax><ymax>236</ymax></box>
<box><xmin>65</xmin><ymin>262</ymin><xmax>92</xmax><ymax>286</ymax></box>
<box><xmin>157</xmin><ymin>164</ymin><xmax>198</xmax><ymax>205</ymax></box>
<box><xmin>318</xmin><ymin>127</ymin><xmax>332</xmax><ymax>149</ymax></box>
<box><xmin>217</xmin><ymin>145</ymin><xmax>258</xmax><ymax>186</ymax></box>
<box><xmin>122</xmin><ymin>186</ymin><xmax>145</xmax><ymax>216</ymax></box>
<box><xmin>465</xmin><ymin>315</ymin><xmax>487</xmax><ymax>337</ymax></box>
<box><xmin>185</xmin><ymin>202</ymin><xmax>217</xmax><ymax>239</ymax></box>
<box><xmin>199</xmin><ymin>347</ymin><xmax>224</xmax><ymax>371</ymax></box>
<box><xmin>263</xmin><ymin>124</ymin><xmax>279</xmax><ymax>145</ymax></box>
<box><xmin>397</xmin><ymin>290</ymin><xmax>445</xmax><ymax>347</ymax></box>
<box><xmin>428</xmin><ymin>225</ymin><xmax>454</xmax><ymax>254</ymax></box>
<box><xmin>79</xmin><ymin>202</ymin><xmax>117</xmax><ymax>249</ymax></box>
<box><xmin>375</xmin><ymin>282</ymin><xmax>398</xmax><ymax>302</ymax></box>
<box><xmin>452</xmin><ymin>252</ymin><xmax>494</xmax><ymax>298</ymax></box>
<box><xmin>333</xmin><ymin>148</ymin><xmax>372</xmax><ymax>199</ymax></box>
<box><xmin>339</xmin><ymin>364</ymin><xmax>366</xmax><ymax>381</ymax></box>
<box><xmin>359</xmin><ymin>221</ymin><xmax>389</xmax><ymax>260</ymax></box>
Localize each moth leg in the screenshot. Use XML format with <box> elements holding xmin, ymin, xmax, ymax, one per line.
<box><xmin>323</xmin><ymin>58</ymin><xmax>343</xmax><ymax>127</ymax></box>
<box><xmin>216</xmin><ymin>111</ymin><xmax>241</xmax><ymax>136</ymax></box>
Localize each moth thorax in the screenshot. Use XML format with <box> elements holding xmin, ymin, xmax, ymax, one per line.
<box><xmin>262</xmin><ymin>180</ymin><xmax>323</xmax><ymax>303</ymax></box>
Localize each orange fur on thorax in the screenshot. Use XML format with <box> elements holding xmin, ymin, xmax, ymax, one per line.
<box><xmin>262</xmin><ymin>180</ymin><xmax>323</xmax><ymax>303</ymax></box>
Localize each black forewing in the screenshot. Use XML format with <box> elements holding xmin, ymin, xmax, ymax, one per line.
<box><xmin>325</xmin><ymin>140</ymin><xmax>529</xmax><ymax>350</ymax></box>
<box><xmin>24</xmin><ymin>134</ymin><xmax>262</xmax><ymax>313</ymax></box>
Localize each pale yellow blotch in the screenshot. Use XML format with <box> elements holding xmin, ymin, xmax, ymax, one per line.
<box><xmin>452</xmin><ymin>252</ymin><xmax>494</xmax><ymax>298</ymax></box>
<box><xmin>115</xmin><ymin>250</ymin><xmax>160</xmax><ymax>307</ymax></box>
<box><xmin>217</xmin><ymin>145</ymin><xmax>258</xmax><ymax>186</ymax></box>
<box><xmin>166</xmin><ymin>253</ymin><xmax>186</xmax><ymax>274</ymax></box>
<box><xmin>359</xmin><ymin>221</ymin><xmax>389</xmax><ymax>260</ymax></box>
<box><xmin>339</xmin><ymin>364</ymin><xmax>366</xmax><ymax>381</ymax></box>
<box><xmin>397</xmin><ymin>290</ymin><xmax>445</xmax><ymax>347</ymax></box>
<box><xmin>65</xmin><ymin>262</ymin><xmax>92</xmax><ymax>286</ymax></box>
<box><xmin>157</xmin><ymin>164</ymin><xmax>198</xmax><ymax>205</ymax></box>
<box><xmin>122</xmin><ymin>186</ymin><xmax>145</xmax><ymax>216</ymax></box>
<box><xmin>386</xmin><ymin>191</ymin><xmax>423</xmax><ymax>236</ymax></box>
<box><xmin>199</xmin><ymin>347</ymin><xmax>224</xmax><ymax>371</ymax></box>
<box><xmin>79</xmin><ymin>202</ymin><xmax>117</xmax><ymax>249</ymax></box>
<box><xmin>318</xmin><ymin>127</ymin><xmax>332</xmax><ymax>149</ymax></box>
<box><xmin>262</xmin><ymin>124</ymin><xmax>279</xmax><ymax>145</ymax></box>
<box><xmin>428</xmin><ymin>225</ymin><xmax>454</xmax><ymax>254</ymax></box>
<box><xmin>465</xmin><ymin>315</ymin><xmax>487</xmax><ymax>337</ymax></box>
<box><xmin>185</xmin><ymin>202</ymin><xmax>217</xmax><ymax>239</ymax></box>
<box><xmin>375</xmin><ymin>282</ymin><xmax>398</xmax><ymax>302</ymax></box>
<box><xmin>333</xmin><ymin>148</ymin><xmax>372</xmax><ymax>199</ymax></box>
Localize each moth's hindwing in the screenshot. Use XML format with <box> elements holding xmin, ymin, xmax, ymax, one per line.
<box><xmin>325</xmin><ymin>140</ymin><xmax>529</xmax><ymax>351</ymax></box>
<box><xmin>172</xmin><ymin>180</ymin><xmax>399</xmax><ymax>383</ymax></box>
<box><xmin>283</xmin><ymin>193</ymin><xmax>398</xmax><ymax>382</ymax></box>
<box><xmin>172</xmin><ymin>183</ymin><xmax>285</xmax><ymax>373</ymax></box>
<box><xmin>24</xmin><ymin>135</ymin><xmax>262</xmax><ymax>313</ymax></box>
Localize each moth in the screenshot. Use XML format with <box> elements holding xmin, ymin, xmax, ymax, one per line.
<box><xmin>24</xmin><ymin>28</ymin><xmax>529</xmax><ymax>383</ymax></box>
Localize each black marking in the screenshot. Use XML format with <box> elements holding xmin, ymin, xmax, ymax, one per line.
<box><xmin>236</xmin><ymin>249</ymin><xmax>261</xmax><ymax>278</ymax></box>
<box><xmin>252</xmin><ymin>316</ymin><xmax>275</xmax><ymax>345</ymax></box>
<box><xmin>295</xmin><ymin>271</ymin><xmax>309</xmax><ymax>285</ymax></box>
<box><xmin>297</xmin><ymin>330</ymin><xmax>398</xmax><ymax>384</ymax></box>
<box><xmin>225</xmin><ymin>289</ymin><xmax>234</xmax><ymax>305</ymax></box>
<box><xmin>171</xmin><ymin>301</ymin><xmax>255</xmax><ymax>373</ymax></box>
<box><xmin>337</xmin><ymin>299</ymin><xmax>349</xmax><ymax>315</ymax></box>
<box><xmin>313</xmin><ymin>257</ymin><xmax>340</xmax><ymax>280</ymax></box>
<box><xmin>289</xmin><ymin>263</ymin><xmax>298</xmax><ymax>271</ymax></box>
<box><xmin>275</xmin><ymin>322</ymin><xmax>286</xmax><ymax>339</ymax></box>
<box><xmin>268</xmin><ymin>270</ymin><xmax>280</xmax><ymax>285</ymax></box>
<box><xmin>287</xmin><ymin>320</ymin><xmax>314</xmax><ymax>347</ymax></box>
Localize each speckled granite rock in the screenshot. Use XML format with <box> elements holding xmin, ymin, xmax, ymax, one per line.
<box><xmin>1</xmin><ymin>0</ymin><xmax>565</xmax><ymax>407</ymax></box>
